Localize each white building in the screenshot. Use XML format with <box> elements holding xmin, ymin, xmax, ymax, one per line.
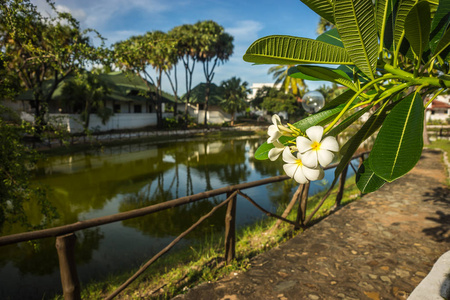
<box><xmin>248</xmin><ymin>83</ymin><xmax>282</xmax><ymax>100</ymax></box>
<box><xmin>426</xmin><ymin>95</ymin><xmax>450</xmax><ymax>123</ymax></box>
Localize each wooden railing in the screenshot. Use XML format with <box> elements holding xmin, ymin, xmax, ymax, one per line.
<box><xmin>0</xmin><ymin>152</ymin><xmax>368</xmax><ymax>300</ymax></box>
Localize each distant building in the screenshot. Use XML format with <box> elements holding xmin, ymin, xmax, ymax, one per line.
<box><xmin>11</xmin><ymin>71</ymin><xmax>176</xmax><ymax>132</ymax></box>
<box><xmin>248</xmin><ymin>83</ymin><xmax>281</xmax><ymax>100</ymax></box>
<box><xmin>426</xmin><ymin>95</ymin><xmax>450</xmax><ymax>123</ymax></box>
<box><xmin>182</xmin><ymin>82</ymin><xmax>232</xmax><ymax>124</ymax></box>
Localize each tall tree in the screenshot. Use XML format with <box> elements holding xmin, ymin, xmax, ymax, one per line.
<box><xmin>162</xmin><ymin>33</ymin><xmax>182</xmax><ymax>117</ymax></box>
<box><xmin>0</xmin><ymin>0</ymin><xmax>104</xmax><ymax>133</ymax></box>
<box><xmin>169</xmin><ymin>24</ymin><xmax>202</xmax><ymax>127</ymax></box>
<box><xmin>195</xmin><ymin>20</ymin><xmax>234</xmax><ymax>126</ymax></box>
<box><xmin>220</xmin><ymin>77</ymin><xmax>250</xmax><ymax>126</ymax></box>
<box><xmin>113</xmin><ymin>31</ymin><xmax>175</xmax><ymax>127</ymax></box>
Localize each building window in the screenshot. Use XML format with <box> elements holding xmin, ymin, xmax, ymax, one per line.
<box><xmin>148</xmin><ymin>105</ymin><xmax>153</xmax><ymax>113</ymax></box>
<box><xmin>134</xmin><ymin>104</ymin><xmax>142</xmax><ymax>113</ymax></box>
<box><xmin>113</xmin><ymin>104</ymin><xmax>121</xmax><ymax>113</ymax></box>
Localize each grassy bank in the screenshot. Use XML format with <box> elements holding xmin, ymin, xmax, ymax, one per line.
<box><xmin>51</xmin><ymin>176</ymin><xmax>361</xmax><ymax>300</ymax></box>
<box><xmin>427</xmin><ymin>139</ymin><xmax>450</xmax><ymax>186</ymax></box>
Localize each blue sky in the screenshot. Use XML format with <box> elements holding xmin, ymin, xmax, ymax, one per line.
<box><xmin>33</xmin><ymin>0</ymin><xmax>325</xmax><ymax>94</ymax></box>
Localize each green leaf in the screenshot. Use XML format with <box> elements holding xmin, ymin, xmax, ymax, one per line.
<box><xmin>433</xmin><ymin>28</ymin><xmax>450</xmax><ymax>60</ymax></box>
<box><xmin>394</xmin><ymin>0</ymin><xmax>418</xmax><ymax>54</ymax></box>
<box><xmin>370</xmin><ymin>92</ymin><xmax>424</xmax><ymax>182</ymax></box>
<box><xmin>438</xmin><ymin>73</ymin><xmax>450</xmax><ymax>81</ymax></box>
<box><xmin>288</xmin><ymin>66</ymin><xmax>323</xmax><ymax>81</ymax></box>
<box><xmin>334</xmin><ymin>0</ymin><xmax>378</xmax><ymax>80</ymax></box>
<box><xmin>293</xmin><ymin>104</ymin><xmax>347</xmax><ymax>132</ymax></box>
<box><xmin>404</xmin><ymin>1</ymin><xmax>431</xmax><ymax>59</ymax></box>
<box><xmin>320</xmin><ymin>88</ymin><xmax>356</xmax><ymax>111</ymax></box>
<box><xmin>376</xmin><ymin>0</ymin><xmax>398</xmax><ymax>51</ymax></box>
<box><xmin>336</xmin><ymin>99</ymin><xmax>398</xmax><ymax>180</ymax></box>
<box><xmin>300</xmin><ymin>0</ymin><xmax>335</xmax><ymax>24</ymax></box>
<box><xmin>243</xmin><ymin>35</ymin><xmax>353</xmax><ymax>65</ymax></box>
<box><xmin>316</xmin><ymin>28</ymin><xmax>344</xmax><ymax>48</ymax></box>
<box><xmin>289</xmin><ymin>65</ymin><xmax>356</xmax><ymax>90</ymax></box>
<box><xmin>254</xmin><ymin>142</ymin><xmax>274</xmax><ymax>160</ymax></box>
<box><xmin>356</xmin><ymin>158</ymin><xmax>386</xmax><ymax>193</ymax></box>
<box><xmin>337</xmin><ymin>65</ymin><xmax>370</xmax><ymax>83</ymax></box>
<box><xmin>429</xmin><ymin>0</ymin><xmax>450</xmax><ymax>54</ymax></box>
<box><xmin>327</xmin><ymin>104</ymin><xmax>373</xmax><ymax>137</ymax></box>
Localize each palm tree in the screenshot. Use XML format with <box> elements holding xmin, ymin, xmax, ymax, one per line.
<box><xmin>145</xmin><ymin>30</ymin><xmax>176</xmax><ymax>126</ymax></box>
<box><xmin>169</xmin><ymin>24</ymin><xmax>202</xmax><ymax>127</ymax></box>
<box><xmin>195</xmin><ymin>20</ymin><xmax>234</xmax><ymax>126</ymax></box>
<box><xmin>268</xmin><ymin>65</ymin><xmax>306</xmax><ymax>98</ymax></box>
<box><xmin>220</xmin><ymin>77</ymin><xmax>250</xmax><ymax>126</ymax></box>
<box><xmin>61</xmin><ymin>71</ymin><xmax>111</xmax><ymax>132</ymax></box>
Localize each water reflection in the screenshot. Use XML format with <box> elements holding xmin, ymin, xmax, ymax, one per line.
<box><xmin>1</xmin><ymin>136</ymin><xmax>295</xmax><ymax>299</ymax></box>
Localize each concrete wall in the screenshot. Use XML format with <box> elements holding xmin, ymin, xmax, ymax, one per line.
<box><xmin>47</xmin><ymin>113</ymin><xmax>173</xmax><ymax>133</ymax></box>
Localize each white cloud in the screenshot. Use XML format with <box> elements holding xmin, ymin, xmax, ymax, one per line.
<box><xmin>55</xmin><ymin>5</ymin><xmax>87</xmax><ymax>23</ymax></box>
<box><xmin>226</xmin><ymin>20</ymin><xmax>264</xmax><ymax>43</ymax></box>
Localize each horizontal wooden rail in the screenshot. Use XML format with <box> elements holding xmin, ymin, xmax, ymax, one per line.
<box><xmin>0</xmin><ymin>152</ymin><xmax>369</xmax><ymax>247</ymax></box>
<box><xmin>0</xmin><ymin>151</ymin><xmax>368</xmax><ymax>300</ymax></box>
<box><xmin>0</xmin><ymin>175</ymin><xmax>288</xmax><ymax>246</ymax></box>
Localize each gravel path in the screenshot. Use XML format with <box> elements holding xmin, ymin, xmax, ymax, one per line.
<box><xmin>174</xmin><ymin>149</ymin><xmax>450</xmax><ymax>300</ymax></box>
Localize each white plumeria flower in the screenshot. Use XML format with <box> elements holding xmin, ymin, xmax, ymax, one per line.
<box><xmin>267</xmin><ymin>114</ymin><xmax>282</xmax><ymax>144</ymax></box>
<box><xmin>296</xmin><ymin>126</ymin><xmax>339</xmax><ymax>168</ymax></box>
<box><xmin>282</xmin><ymin>147</ymin><xmax>324</xmax><ymax>184</ymax></box>
<box><xmin>268</xmin><ymin>140</ymin><xmax>286</xmax><ymax>161</ymax></box>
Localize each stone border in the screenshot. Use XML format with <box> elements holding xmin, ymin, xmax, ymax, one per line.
<box><xmin>408</xmin><ymin>251</ymin><xmax>450</xmax><ymax>300</ymax></box>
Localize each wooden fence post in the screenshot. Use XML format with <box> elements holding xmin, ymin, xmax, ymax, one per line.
<box><xmin>335</xmin><ymin>164</ymin><xmax>349</xmax><ymax>207</ymax></box>
<box><xmin>224</xmin><ymin>191</ymin><xmax>237</xmax><ymax>264</ymax></box>
<box><xmin>56</xmin><ymin>233</ymin><xmax>81</xmax><ymax>300</ymax></box>
<box><xmin>296</xmin><ymin>182</ymin><xmax>310</xmax><ymax>227</ymax></box>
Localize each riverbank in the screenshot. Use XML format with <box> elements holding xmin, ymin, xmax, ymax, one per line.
<box><xmin>51</xmin><ymin>175</ymin><xmax>361</xmax><ymax>300</ymax></box>
<box><xmin>38</xmin><ymin>124</ymin><xmax>268</xmax><ymax>155</ymax></box>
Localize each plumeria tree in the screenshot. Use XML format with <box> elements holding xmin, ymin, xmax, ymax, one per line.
<box><xmin>244</xmin><ymin>0</ymin><xmax>450</xmax><ymax>194</ymax></box>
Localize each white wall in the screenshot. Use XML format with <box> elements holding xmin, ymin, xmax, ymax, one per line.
<box><xmin>187</xmin><ymin>106</ymin><xmax>231</xmax><ymax>124</ymax></box>
<box><xmin>48</xmin><ymin>113</ymin><xmax>172</xmax><ymax>133</ymax></box>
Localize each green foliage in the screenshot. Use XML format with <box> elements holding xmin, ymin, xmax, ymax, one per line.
<box><xmin>0</xmin><ymin>106</ymin><xmax>57</xmax><ymax>229</ymax></box>
<box><xmin>61</xmin><ymin>71</ymin><xmax>112</xmax><ymax>132</ymax></box>
<box><xmin>0</xmin><ymin>0</ymin><xmax>106</xmax><ymax>129</ymax></box>
<box><xmin>256</xmin><ymin>87</ymin><xmax>304</xmax><ymax>122</ymax></box>
<box><xmin>268</xmin><ymin>65</ymin><xmax>306</xmax><ymax>97</ymax></box>
<box><xmin>219</xmin><ymin>77</ymin><xmax>250</xmax><ymax>125</ymax></box>
<box><xmin>245</xmin><ymin>0</ymin><xmax>450</xmax><ymax>193</ymax></box>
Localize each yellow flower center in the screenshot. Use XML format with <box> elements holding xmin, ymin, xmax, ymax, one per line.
<box><xmin>311</xmin><ymin>141</ymin><xmax>321</xmax><ymax>151</ymax></box>
<box><xmin>295</xmin><ymin>159</ymin><xmax>303</xmax><ymax>166</ymax></box>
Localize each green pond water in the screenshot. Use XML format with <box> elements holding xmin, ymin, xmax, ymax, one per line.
<box><xmin>0</xmin><ymin>135</ymin><xmax>351</xmax><ymax>299</ymax></box>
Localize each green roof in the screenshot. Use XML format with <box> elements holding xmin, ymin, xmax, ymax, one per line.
<box><xmin>17</xmin><ymin>71</ymin><xmax>176</xmax><ymax>103</ymax></box>
<box><xmin>183</xmin><ymin>82</ymin><xmax>223</xmax><ymax>105</ymax></box>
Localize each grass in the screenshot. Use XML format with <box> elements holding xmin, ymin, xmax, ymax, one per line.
<box><xmin>427</xmin><ymin>139</ymin><xmax>450</xmax><ymax>186</ymax></box>
<box><xmin>51</xmin><ymin>175</ymin><xmax>361</xmax><ymax>300</ymax></box>
<box><xmin>427</xmin><ymin>139</ymin><xmax>450</xmax><ymax>158</ymax></box>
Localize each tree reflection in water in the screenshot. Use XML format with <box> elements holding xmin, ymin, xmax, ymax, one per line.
<box><xmin>0</xmin><ymin>136</ymin><xmax>300</xmax><ymax>299</ymax></box>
